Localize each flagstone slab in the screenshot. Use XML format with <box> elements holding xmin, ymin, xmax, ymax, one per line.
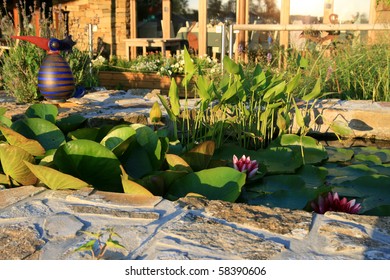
<box><xmin>0</xmin><ymin>186</ymin><xmax>46</xmax><ymax>209</ymax></box>
<box><xmin>177</xmin><ymin>197</ymin><xmax>312</xmax><ymax>238</ymax></box>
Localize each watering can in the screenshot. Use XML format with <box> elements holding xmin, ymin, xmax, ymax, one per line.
<box><xmin>12</xmin><ymin>35</ymin><xmax>77</xmax><ymax>102</ymax></box>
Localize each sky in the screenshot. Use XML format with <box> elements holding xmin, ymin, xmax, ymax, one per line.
<box><xmin>188</xmin><ymin>0</ymin><xmax>371</xmax><ymax>22</ymax></box>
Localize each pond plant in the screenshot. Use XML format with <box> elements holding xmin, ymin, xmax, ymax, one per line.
<box><xmin>1</xmin><ymin>47</ymin><xmax>390</xmax><ymax>217</ymax></box>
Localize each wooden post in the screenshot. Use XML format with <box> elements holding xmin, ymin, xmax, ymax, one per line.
<box><xmin>130</xmin><ymin>0</ymin><xmax>137</xmax><ymax>59</ymax></box>
<box><xmin>12</xmin><ymin>0</ymin><xmax>21</xmax><ymax>35</ymax></box>
<box><xmin>198</xmin><ymin>0</ymin><xmax>207</xmax><ymax>56</ymax></box>
<box><xmin>279</xmin><ymin>0</ymin><xmax>290</xmax><ymax>69</ymax></box>
<box><xmin>235</xmin><ymin>0</ymin><xmax>247</xmax><ymax>62</ymax></box>
<box><xmin>162</xmin><ymin>0</ymin><xmax>172</xmax><ymax>38</ymax></box>
<box><xmin>323</xmin><ymin>0</ymin><xmax>334</xmax><ymax>24</ymax></box>
<box><xmin>368</xmin><ymin>0</ymin><xmax>377</xmax><ymax>43</ymax></box>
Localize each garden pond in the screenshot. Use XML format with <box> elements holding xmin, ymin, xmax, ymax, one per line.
<box><xmin>0</xmin><ymin>101</ymin><xmax>390</xmax><ymax>217</ymax></box>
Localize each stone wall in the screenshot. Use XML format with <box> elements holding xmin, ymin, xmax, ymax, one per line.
<box><xmin>53</xmin><ymin>0</ymin><xmax>130</xmax><ymax>58</ymax></box>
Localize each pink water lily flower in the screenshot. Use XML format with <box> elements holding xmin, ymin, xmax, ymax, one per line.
<box><xmin>311</xmin><ymin>192</ymin><xmax>361</xmax><ymax>214</ymax></box>
<box><xmin>233</xmin><ymin>155</ymin><xmax>259</xmax><ymax>179</ymax></box>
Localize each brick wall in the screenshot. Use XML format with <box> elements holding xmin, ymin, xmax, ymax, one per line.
<box><xmin>53</xmin><ymin>0</ymin><xmax>130</xmax><ymax>59</ymax></box>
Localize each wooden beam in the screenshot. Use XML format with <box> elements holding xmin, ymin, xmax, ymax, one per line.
<box><xmin>162</xmin><ymin>0</ymin><xmax>172</xmax><ymax>38</ymax></box>
<box><xmin>198</xmin><ymin>0</ymin><xmax>207</xmax><ymax>56</ymax></box>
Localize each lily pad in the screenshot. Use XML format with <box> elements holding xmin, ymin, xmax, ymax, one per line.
<box><xmin>255</xmin><ymin>146</ymin><xmax>302</xmax><ymax>174</ymax></box>
<box><xmin>167</xmin><ymin>167</ymin><xmax>246</xmax><ymax>202</ymax></box>
<box><xmin>280</xmin><ymin>134</ymin><xmax>328</xmax><ymax>165</ymax></box>
<box><xmin>325</xmin><ymin>147</ymin><xmax>354</xmax><ymax>162</ymax></box>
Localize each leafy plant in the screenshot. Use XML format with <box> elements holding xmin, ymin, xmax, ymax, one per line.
<box><xmin>74</xmin><ymin>228</ymin><xmax>126</xmax><ymax>260</ymax></box>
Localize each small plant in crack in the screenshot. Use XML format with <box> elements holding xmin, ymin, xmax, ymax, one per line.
<box><xmin>75</xmin><ymin>227</ymin><xmax>126</xmax><ymax>259</ymax></box>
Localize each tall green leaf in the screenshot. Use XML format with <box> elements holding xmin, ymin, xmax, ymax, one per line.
<box><xmin>11</xmin><ymin>118</ymin><xmax>66</xmax><ymax>150</ymax></box>
<box><xmin>169</xmin><ymin>78</ymin><xmax>180</xmax><ymax>116</ymax></box>
<box><xmin>53</xmin><ymin>139</ymin><xmax>123</xmax><ymax>192</ymax></box>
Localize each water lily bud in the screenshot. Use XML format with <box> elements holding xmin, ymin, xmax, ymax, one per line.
<box><xmin>233</xmin><ymin>154</ymin><xmax>259</xmax><ymax>179</ymax></box>
<box><xmin>150</xmin><ymin>101</ymin><xmax>162</xmax><ymax>123</ymax></box>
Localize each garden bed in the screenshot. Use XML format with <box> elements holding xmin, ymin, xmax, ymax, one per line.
<box><xmin>98</xmin><ymin>71</ymin><xmax>195</xmax><ymax>97</ymax></box>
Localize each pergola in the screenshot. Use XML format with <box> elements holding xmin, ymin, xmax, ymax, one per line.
<box><xmin>129</xmin><ymin>0</ymin><xmax>381</xmax><ymax>60</ymax></box>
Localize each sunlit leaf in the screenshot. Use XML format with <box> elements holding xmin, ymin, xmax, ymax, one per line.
<box><xmin>121</xmin><ymin>175</ymin><xmax>154</xmax><ymax>196</ymax></box>
<box><xmin>165</xmin><ymin>154</ymin><xmax>192</xmax><ymax>172</ymax></box>
<box><xmin>106</xmin><ymin>239</ymin><xmax>126</xmax><ymax>249</ymax></box>
<box><xmin>301</xmin><ymin>77</ymin><xmax>322</xmax><ymax>101</ymax></box>
<box><xmin>0</xmin><ymin>125</ymin><xmax>45</xmax><ymax>156</ymax></box>
<box><xmin>0</xmin><ymin>144</ymin><xmax>37</xmax><ymax>185</ymax></box>
<box><xmin>24</xmin><ymin>161</ymin><xmax>90</xmax><ymax>190</ymax></box>
<box><xmin>182</xmin><ymin>140</ymin><xmax>215</xmax><ymax>171</ymax></box>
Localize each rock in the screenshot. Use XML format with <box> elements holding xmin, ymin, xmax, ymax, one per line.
<box><xmin>0</xmin><ymin>224</ymin><xmax>44</xmax><ymax>260</ymax></box>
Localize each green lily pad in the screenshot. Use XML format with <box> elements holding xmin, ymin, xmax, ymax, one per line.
<box><xmin>297</xmin><ymin>165</ymin><xmax>328</xmax><ymax>189</ymax></box>
<box><xmin>280</xmin><ymin>134</ymin><xmax>328</xmax><ymax>165</ymax></box>
<box><xmin>167</xmin><ymin>167</ymin><xmax>246</xmax><ymax>202</ymax></box>
<box><xmin>25</xmin><ymin>103</ymin><xmax>58</xmax><ymax>123</ymax></box>
<box><xmin>255</xmin><ymin>146</ymin><xmax>302</xmax><ymax>174</ymax></box>
<box><xmin>354</xmin><ymin>153</ymin><xmax>382</xmax><ymax>165</ymax></box>
<box><xmin>325</xmin><ymin>147</ymin><xmax>354</xmax><ymax>162</ymax></box>
<box><xmin>11</xmin><ymin>118</ymin><xmax>66</xmax><ymax>150</ymax></box>
<box><xmin>353</xmin><ymin>146</ymin><xmax>390</xmax><ymax>164</ymax></box>
<box><xmin>53</xmin><ymin>139</ymin><xmax>123</xmax><ymax>192</ymax></box>
<box><xmin>24</xmin><ymin>161</ymin><xmax>90</xmax><ymax>190</ymax></box>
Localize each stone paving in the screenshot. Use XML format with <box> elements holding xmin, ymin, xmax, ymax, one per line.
<box><xmin>0</xmin><ymin>186</ymin><xmax>389</xmax><ymax>260</ymax></box>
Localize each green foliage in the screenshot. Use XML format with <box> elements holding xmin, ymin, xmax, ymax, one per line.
<box><xmin>0</xmin><ymin>40</ymin><xmax>45</xmax><ymax>103</ymax></box>
<box><xmin>75</xmin><ymin>228</ymin><xmax>126</xmax><ymax>260</ymax></box>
